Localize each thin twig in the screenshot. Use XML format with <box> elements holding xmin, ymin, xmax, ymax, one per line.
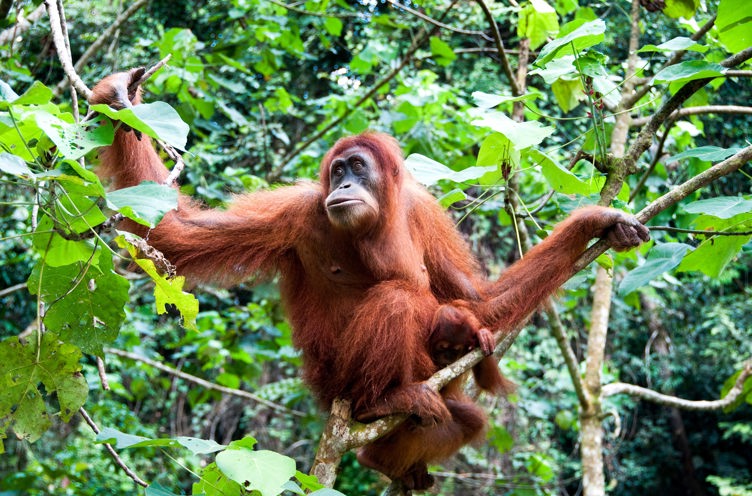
<box><xmin>129</xmin><ymin>54</ymin><xmax>172</xmax><ymax>93</ymax></box>
<box><xmin>387</xmin><ymin>0</ymin><xmax>492</xmax><ymax>40</ymax></box>
<box><xmin>105</xmin><ymin>347</ymin><xmax>307</xmax><ymax>417</ymax></box>
<box><xmin>648</xmin><ymin>226</ymin><xmax>752</xmax><ymax>236</ymax></box>
<box><xmin>0</xmin><ymin>282</ymin><xmax>27</xmax><ymax>298</ymax></box>
<box><xmin>96</xmin><ymin>356</ymin><xmax>110</xmax><ymax>390</ymax></box>
<box><xmin>474</xmin><ymin>0</ymin><xmax>522</xmax><ymax>96</ymax></box>
<box><xmin>79</xmin><ymin>407</ymin><xmax>149</xmax><ymax>487</ymax></box>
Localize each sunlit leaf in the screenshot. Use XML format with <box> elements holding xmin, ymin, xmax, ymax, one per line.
<box><xmin>534</xmin><ymin>19</ymin><xmax>605</xmax><ymax>66</ymax></box>
<box><xmin>717</xmin><ymin>0</ymin><xmax>752</xmax><ymax>52</ymax></box>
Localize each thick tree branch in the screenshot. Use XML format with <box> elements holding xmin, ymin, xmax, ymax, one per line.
<box><xmin>105</xmin><ymin>348</ymin><xmax>306</xmax><ymax>417</ymax></box>
<box><xmin>602</xmin><ymin>361</ymin><xmax>752</xmax><ymax>411</ymax></box>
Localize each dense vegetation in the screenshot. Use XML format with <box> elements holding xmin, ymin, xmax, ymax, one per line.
<box><xmin>1</xmin><ymin>0</ymin><xmax>750</xmax><ymax>495</ymax></box>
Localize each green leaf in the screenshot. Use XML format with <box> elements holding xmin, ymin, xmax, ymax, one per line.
<box><xmin>438</xmin><ymin>188</ymin><xmax>467</xmax><ymax>208</ymax></box>
<box><xmin>0</xmin><ymin>333</ymin><xmax>88</xmax><ymax>444</ymax></box>
<box><xmin>683</xmin><ymin>196</ymin><xmax>752</xmax><ymax>219</ymax></box>
<box><xmin>488</xmin><ymin>424</ymin><xmax>514</xmax><ymax>453</ymax></box>
<box><xmin>534</xmin><ymin>18</ymin><xmax>605</xmax><ymax>66</ymax></box>
<box><xmin>471</xmin><ymin>110</ymin><xmax>555</xmax><ymax>149</ymax></box>
<box><xmin>106</xmin><ymin>182</ymin><xmax>178</xmax><ymax>227</ymax></box>
<box><xmin>429</xmin><ymin>36</ymin><xmax>456</xmax><ymax>66</ymax></box>
<box><xmin>717</xmin><ymin>0</ymin><xmax>752</xmax><ymax>52</ymax></box>
<box><xmin>27</xmin><ymin>254</ymin><xmax>129</xmax><ymax>355</ymax></box>
<box><xmin>404</xmin><ymin>154</ymin><xmax>495</xmax><ymax>187</ymax></box>
<box><xmin>664</xmin><ymin>0</ymin><xmax>699</xmax><ymax>19</ymax></box>
<box><xmin>551</xmin><ymin>77</ymin><xmax>584</xmax><ymax>112</ymax></box>
<box><xmin>145</xmin><ymin>483</ymin><xmax>181</xmax><ymax>496</ymax></box>
<box><xmin>518</xmin><ymin>0</ymin><xmax>559</xmax><ymax>50</ymax></box>
<box><xmin>90</xmin><ymin>102</ymin><xmax>190</xmax><ymax>151</ymax></box>
<box><xmin>116</xmin><ymin>236</ymin><xmax>199</xmax><ymax>329</ymax></box>
<box><xmin>324</xmin><ymin>17</ymin><xmax>343</xmax><ymax>36</ymax></box>
<box><xmin>526</xmin><ymin>453</ymin><xmax>555</xmax><ymax>482</ymax></box>
<box><xmin>216</xmin><ymin>448</ymin><xmax>296</xmax><ymax>496</ymax></box>
<box><xmin>653</xmin><ymin>61</ymin><xmax>726</xmax><ymax>85</ymax></box>
<box><xmin>475</xmin><ymin>133</ymin><xmax>520</xmax><ymax>185</ymax></box>
<box><xmin>619</xmin><ymin>243</ymin><xmax>693</xmax><ymax>295</ymax></box>
<box><xmin>471</xmin><ymin>91</ymin><xmax>539</xmax><ymax>109</ymax></box>
<box><xmin>637</xmin><ymin>36</ymin><xmax>708</xmax><ymax>53</ymax></box>
<box><xmin>0</xmin><ymin>152</ymin><xmax>34</xmax><ymax>178</ymax></box>
<box><xmin>193</xmin><ymin>463</ymin><xmax>243</xmax><ymax>496</ymax></box>
<box><xmin>678</xmin><ymin>234</ymin><xmax>750</xmax><ymax>277</ymax></box>
<box><xmin>666</xmin><ymin>145</ymin><xmax>743</xmax><ymax>164</ymax></box>
<box><xmin>96</xmin><ymin>427</ymin><xmax>153</xmax><ymax>448</ymax></box>
<box><xmin>36</xmin><ymin>111</ymin><xmax>114</xmax><ymax>160</ymax></box>
<box><xmin>2</xmin><ymin>81</ymin><xmax>53</xmax><ymax>108</ymax></box>
<box><xmin>529</xmin><ymin>149</ymin><xmax>593</xmax><ymax>195</ymax></box>
<box><xmin>177</xmin><ymin>436</ymin><xmax>227</xmax><ymax>455</ymax></box>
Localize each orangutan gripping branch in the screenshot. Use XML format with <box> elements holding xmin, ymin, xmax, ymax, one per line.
<box><xmin>90</xmin><ymin>69</ymin><xmax>649</xmax><ymax>491</ymax></box>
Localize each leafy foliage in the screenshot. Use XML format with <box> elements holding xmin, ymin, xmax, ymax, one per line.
<box><xmin>0</xmin><ymin>0</ymin><xmax>751</xmax><ymax>494</ymax></box>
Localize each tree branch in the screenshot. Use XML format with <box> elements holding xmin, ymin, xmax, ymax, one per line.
<box><xmin>631</xmin><ymin>105</ymin><xmax>752</xmax><ymax>126</ymax></box>
<box><xmin>44</xmin><ymin>0</ymin><xmax>91</xmax><ymax>99</ymax></box>
<box><xmin>623</xmin><ymin>14</ymin><xmax>716</xmax><ymax>108</ymax></box>
<box><xmin>387</xmin><ymin>0</ymin><xmax>492</xmax><ymax>40</ymax></box>
<box><xmin>576</xmin><ymin>144</ymin><xmax>752</xmax><ymax>272</ymax></box>
<box><xmin>602</xmin><ymin>361</ymin><xmax>752</xmax><ymax>411</ymax></box>
<box><xmin>79</xmin><ymin>407</ymin><xmax>149</xmax><ymax>487</ymax></box>
<box><xmin>105</xmin><ymin>348</ymin><xmax>306</xmax><ymax>417</ymax></box>
<box><xmin>474</xmin><ymin>0</ymin><xmax>522</xmax><ymax>96</ymax></box>
<box><xmin>53</xmin><ymin>0</ymin><xmax>149</xmax><ymax>97</ymax></box>
<box><xmin>0</xmin><ymin>3</ymin><xmax>46</xmax><ymax>46</ymax></box>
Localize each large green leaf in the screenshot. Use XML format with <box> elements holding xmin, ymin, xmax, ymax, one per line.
<box><xmin>216</xmin><ymin>447</ymin><xmax>296</xmax><ymax>496</ymax></box>
<box><xmin>678</xmin><ymin>234</ymin><xmax>750</xmax><ymax>277</ymax></box>
<box><xmin>90</xmin><ymin>102</ymin><xmax>189</xmax><ymax>150</ymax></box>
<box><xmin>683</xmin><ymin>196</ymin><xmax>752</xmax><ymax>219</ymax></box>
<box><xmin>429</xmin><ymin>36</ymin><xmax>456</xmax><ymax>66</ymax></box>
<box><xmin>405</xmin><ymin>153</ymin><xmax>495</xmax><ymax>187</ymax></box>
<box><xmin>717</xmin><ymin>0</ymin><xmax>752</xmax><ymax>52</ymax></box>
<box><xmin>27</xmin><ymin>254</ymin><xmax>129</xmax><ymax>356</ymax></box>
<box><xmin>637</xmin><ymin>36</ymin><xmax>708</xmax><ymax>53</ymax></box>
<box><xmin>0</xmin><ymin>152</ymin><xmax>34</xmax><ymax>179</ymax></box>
<box><xmin>534</xmin><ymin>18</ymin><xmax>605</xmax><ymax>66</ymax></box>
<box><xmin>653</xmin><ymin>61</ymin><xmax>726</xmax><ymax>85</ymax></box>
<box><xmin>106</xmin><ymin>182</ymin><xmax>178</xmax><ymax>228</ymax></box>
<box><xmin>666</xmin><ymin>146</ymin><xmax>743</xmax><ymax>163</ymax></box>
<box><xmin>471</xmin><ymin>111</ymin><xmax>555</xmax><ymax>149</ymax></box>
<box><xmin>529</xmin><ymin>149</ymin><xmax>593</xmax><ymax>195</ymax></box>
<box><xmin>518</xmin><ymin>0</ymin><xmax>559</xmax><ymax>50</ymax></box>
<box><xmin>0</xmin><ymin>332</ymin><xmax>88</xmax><ymax>451</ymax></box>
<box><xmin>619</xmin><ymin>243</ymin><xmax>693</xmax><ymax>295</ymax></box>
<box><xmin>36</xmin><ymin>110</ymin><xmax>114</xmax><ymax>160</ymax></box>
<box><xmin>664</xmin><ymin>0</ymin><xmax>700</xmax><ymax>19</ymax></box>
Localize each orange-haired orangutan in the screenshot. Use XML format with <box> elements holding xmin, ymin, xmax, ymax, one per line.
<box><xmin>91</xmin><ymin>68</ymin><xmax>649</xmax><ymax>491</ymax></box>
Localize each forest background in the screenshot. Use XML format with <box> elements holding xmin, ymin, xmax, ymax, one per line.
<box><xmin>0</xmin><ymin>0</ymin><xmax>751</xmax><ymax>495</ymax></box>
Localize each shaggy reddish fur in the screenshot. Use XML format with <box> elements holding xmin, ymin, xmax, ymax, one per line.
<box><xmin>91</xmin><ymin>70</ymin><xmax>648</xmax><ymax>491</ymax></box>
